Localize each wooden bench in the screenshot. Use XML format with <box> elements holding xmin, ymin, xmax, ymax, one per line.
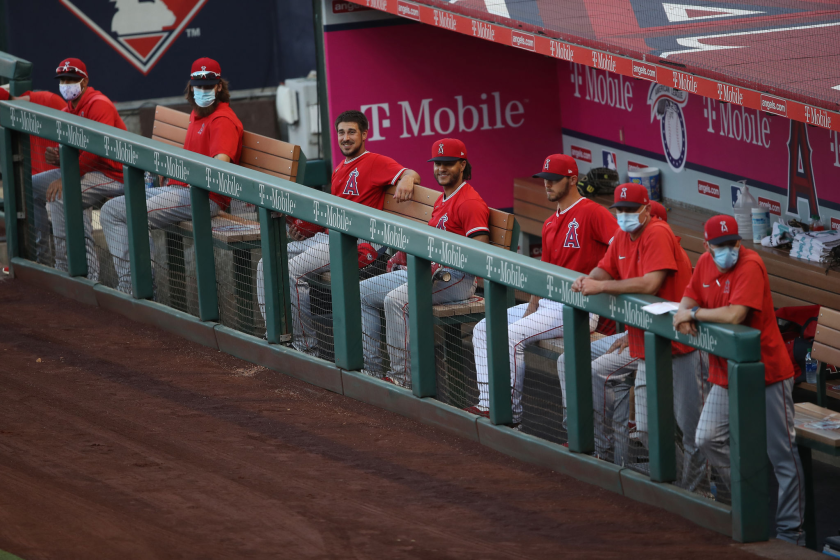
<box><xmin>806</xmin><ymin>307</ymin><xmax>840</xmax><ymax>406</ymax></box>
<box><xmin>150</xmin><ymin>106</ymin><xmax>306</xmax><ymax>333</ymax></box>
<box><xmin>794</xmin><ymin>402</ymin><xmax>840</xmax><ymax>550</ymax></box>
<box><xmin>514</xmin><ymin>176</ymin><xmax>840</xmax><ymax>310</ymax></box>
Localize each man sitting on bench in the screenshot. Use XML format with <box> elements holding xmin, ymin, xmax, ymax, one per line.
<box><xmin>101</xmin><ymin>57</ymin><xmax>243</xmax><ymax>294</ymax></box>
<box><xmin>468</xmin><ymin>154</ymin><xmax>617</xmax><ymax>427</ymax></box>
<box><xmin>359</xmin><ymin>138</ymin><xmax>488</xmax><ymax>387</ymax></box>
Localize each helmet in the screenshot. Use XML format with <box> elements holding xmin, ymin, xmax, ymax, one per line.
<box><xmin>577</xmin><ymin>167</ymin><xmax>620</xmax><ymax>198</ymax></box>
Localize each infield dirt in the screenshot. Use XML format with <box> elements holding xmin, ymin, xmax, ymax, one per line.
<box><xmin>0</xmin><ymin>278</ymin><xmax>781</xmax><ymax>559</ymax></box>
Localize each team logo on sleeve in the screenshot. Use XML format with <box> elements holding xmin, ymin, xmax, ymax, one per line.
<box><xmin>435</xmin><ymin>214</ymin><xmax>449</xmax><ymax>230</ymax></box>
<box><xmin>564</xmin><ymin>218</ymin><xmax>581</xmax><ymax>248</ymax></box>
<box><xmin>343</xmin><ymin>168</ymin><xmax>360</xmax><ymax>196</ymax></box>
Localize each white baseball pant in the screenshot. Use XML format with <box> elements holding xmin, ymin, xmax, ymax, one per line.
<box><xmin>558</xmin><ymin>333</ymin><xmax>638</xmax><ymax>465</ymax></box>
<box><xmin>472</xmin><ymin>300</ymin><xmax>597</xmax><ymax>424</ymax></box>
<box><xmin>360</xmin><ymin>268</ymin><xmax>476</xmax><ymax>385</ymax></box>
<box><xmin>100</xmin><ymin>186</ymin><xmax>221</xmax><ymax>294</ymax></box>
<box><xmin>43</xmin><ymin>171</ymin><xmax>125</xmax><ymax>282</ymax></box>
<box><xmin>695</xmin><ymin>377</ymin><xmax>805</xmax><ymax>545</ymax></box>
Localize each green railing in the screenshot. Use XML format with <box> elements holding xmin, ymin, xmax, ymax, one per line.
<box><xmin>0</xmin><ymin>73</ymin><xmax>769</xmax><ymax>542</ymax></box>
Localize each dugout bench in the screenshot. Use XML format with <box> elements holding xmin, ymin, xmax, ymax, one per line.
<box><xmin>150</xmin><ymin>106</ymin><xmax>306</xmax><ymax>335</ymax></box>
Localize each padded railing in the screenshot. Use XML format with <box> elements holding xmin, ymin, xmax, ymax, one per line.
<box><xmin>0</xmin><ymin>96</ymin><xmax>770</xmax><ymax>542</ymax></box>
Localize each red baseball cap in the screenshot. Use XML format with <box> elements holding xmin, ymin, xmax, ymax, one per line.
<box><xmin>705</xmin><ymin>215</ymin><xmax>741</xmax><ymax>245</ymax></box>
<box><xmin>55</xmin><ymin>58</ymin><xmax>88</xmax><ymax>80</ymax></box>
<box><xmin>533</xmin><ymin>154</ymin><xmax>578</xmax><ymax>181</ymax></box>
<box><xmin>428</xmin><ymin>138</ymin><xmax>467</xmax><ymax>162</ymax></box>
<box><xmin>190</xmin><ymin>57</ymin><xmax>222</xmax><ymax>86</ymax></box>
<box><xmin>650</xmin><ymin>200</ymin><xmax>668</xmax><ymax>222</ymax></box>
<box><xmin>610</xmin><ymin>183</ymin><xmax>649</xmax><ymax>209</ymax></box>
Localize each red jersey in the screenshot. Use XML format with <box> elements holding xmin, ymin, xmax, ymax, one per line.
<box><xmin>428</xmin><ymin>182</ymin><xmax>489</xmax><ymax>238</ymax></box>
<box><xmin>684</xmin><ymin>248</ymin><xmax>793</xmax><ymax>387</ymax></box>
<box><xmin>22</xmin><ymin>90</ymin><xmax>65</xmax><ymax>174</ymax></box>
<box><xmin>331</xmin><ymin>151</ymin><xmax>407</xmax><ymax>209</ymax></box>
<box><xmin>62</xmin><ymin>87</ymin><xmax>127</xmax><ymax>182</ymax></box>
<box><xmin>169</xmin><ymin>102</ymin><xmax>243</xmax><ymax>209</ymax></box>
<box><xmin>541</xmin><ymin>197</ymin><xmax>617</xmax><ymax>274</ymax></box>
<box><xmin>598</xmin><ymin>219</ymin><xmax>694</xmax><ymax>358</ymax></box>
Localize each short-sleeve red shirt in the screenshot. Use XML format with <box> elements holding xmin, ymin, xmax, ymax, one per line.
<box><xmin>331</xmin><ymin>151</ymin><xmax>407</xmax><ymax>210</ymax></box>
<box><xmin>22</xmin><ymin>90</ymin><xmax>65</xmax><ymax>174</ymax></box>
<box><xmin>598</xmin><ymin>219</ymin><xmax>694</xmax><ymax>358</ymax></box>
<box><xmin>541</xmin><ymin>197</ymin><xmax>617</xmax><ymax>274</ymax></box>
<box><xmin>428</xmin><ymin>182</ymin><xmax>489</xmax><ymax>238</ymax></box>
<box><xmin>683</xmin><ymin>248</ymin><xmax>793</xmax><ymax>387</ymax></box>
<box><xmin>62</xmin><ymin>87</ymin><xmax>127</xmax><ymax>182</ymax></box>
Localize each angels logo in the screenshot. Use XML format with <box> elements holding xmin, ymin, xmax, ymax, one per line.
<box><xmin>60</xmin><ymin>0</ymin><xmax>207</xmax><ymax>74</ymax></box>
<box><xmin>435</xmin><ymin>214</ymin><xmax>449</xmax><ymax>231</ymax></box>
<box><xmin>343</xmin><ymin>168</ymin><xmax>360</xmax><ymax>196</ymax></box>
<box><xmin>620</xmin><ymin>187</ymin><xmax>628</xmax><ymax>199</ymax></box>
<box><xmin>647</xmin><ymin>84</ymin><xmax>689</xmax><ymax>173</ymax></box>
<box><xmin>544</xmin><ymin>158</ymin><xmax>550</xmax><ymax>170</ymax></box>
<box><xmin>438</xmin><ymin>143</ymin><xmax>445</xmax><ymax>155</ymax></box>
<box><xmin>564</xmin><ymin>218</ymin><xmax>580</xmax><ymax>248</ymax></box>
<box><xmin>720</xmin><ymin>220</ymin><xmax>728</xmax><ymax>232</ymax></box>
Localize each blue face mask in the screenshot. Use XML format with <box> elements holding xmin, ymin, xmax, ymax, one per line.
<box><xmin>712</xmin><ymin>246</ymin><xmax>740</xmax><ymax>269</ymax></box>
<box><xmin>193</xmin><ymin>87</ymin><xmax>216</xmax><ymax>108</ymax></box>
<box><xmin>617</xmin><ymin>211</ymin><xmax>644</xmax><ymax>233</ymax></box>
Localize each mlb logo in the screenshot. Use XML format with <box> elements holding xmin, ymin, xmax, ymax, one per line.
<box><xmin>602</xmin><ymin>150</ymin><xmax>617</xmax><ymax>171</ymax></box>
<box><xmin>730</xmin><ymin>184</ymin><xmax>742</xmax><ymax>209</ymax></box>
<box><xmin>60</xmin><ymin>0</ymin><xmax>208</xmax><ymax>74</ymax></box>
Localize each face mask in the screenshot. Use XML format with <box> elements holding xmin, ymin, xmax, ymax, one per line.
<box><xmin>617</xmin><ymin>211</ymin><xmax>643</xmax><ymax>233</ymax></box>
<box><xmin>712</xmin><ymin>246</ymin><xmax>740</xmax><ymax>269</ymax></box>
<box><xmin>59</xmin><ymin>82</ymin><xmax>82</xmax><ymax>101</ymax></box>
<box><xmin>193</xmin><ymin>87</ymin><xmax>216</xmax><ymax>108</ymax></box>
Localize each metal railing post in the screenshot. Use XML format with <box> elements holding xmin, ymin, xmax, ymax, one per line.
<box><xmin>259</xmin><ymin>208</ymin><xmax>291</xmax><ymax>343</ymax></box>
<box><xmin>486</xmin><ymin>279</ymin><xmax>512</xmax><ymax>425</ymax></box>
<box><xmin>122</xmin><ymin>165</ymin><xmax>153</xmax><ymax>299</ymax></box>
<box><xmin>729</xmin><ymin>360</ymin><xmax>769</xmax><ymax>542</ymax></box>
<box><xmin>564</xmin><ymin>304</ymin><xmax>594</xmax><ymax>453</ymax></box>
<box><xmin>0</xmin><ymin>126</ymin><xmax>19</xmax><ymax>260</ymax></box>
<box><xmin>644</xmin><ymin>331</ymin><xmax>676</xmax><ymax>482</ymax></box>
<box><xmin>329</xmin><ymin>229</ymin><xmax>363</xmax><ymax>370</ymax></box>
<box><xmin>188</xmin><ymin>186</ymin><xmax>219</xmax><ymax>321</ymax></box>
<box><xmin>58</xmin><ymin>144</ymin><xmax>87</xmax><ymax>277</ymax></box>
<box><xmin>407</xmin><ymin>254</ymin><xmax>435</xmax><ymax>397</ymax></box>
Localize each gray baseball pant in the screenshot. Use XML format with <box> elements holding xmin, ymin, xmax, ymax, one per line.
<box><xmin>695</xmin><ymin>377</ymin><xmax>805</xmax><ymax>545</ymax></box>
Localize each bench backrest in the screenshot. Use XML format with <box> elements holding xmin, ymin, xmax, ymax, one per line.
<box><xmin>813</xmin><ymin>307</ymin><xmax>840</xmax><ymax>367</ymax></box>
<box><xmin>152</xmin><ymin>105</ymin><xmax>304</xmax><ymax>182</ymax></box>
<box><xmin>384</xmin><ymin>184</ymin><xmax>516</xmax><ymax>251</ymax></box>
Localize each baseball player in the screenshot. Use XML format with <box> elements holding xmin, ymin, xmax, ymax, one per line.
<box><xmin>557</xmin><ymin>197</ymin><xmax>670</xmax><ymax>464</ymax></box>
<box><xmin>674</xmin><ymin>215</ymin><xmax>804</xmax><ymax>544</ymax></box>
<box><xmin>101</xmin><ymin>57</ymin><xmax>243</xmax><ymax>294</ymax></box>
<box><xmin>0</xmin><ymin>85</ymin><xmax>65</xmax><ymax>175</ymax></box>
<box><xmin>30</xmin><ymin>59</ymin><xmax>127</xmax><ymax>278</ymax></box>
<box><xmin>358</xmin><ymin>138</ymin><xmax>488</xmax><ymax>385</ymax></box>
<box><xmin>572</xmin><ymin>183</ymin><xmax>708</xmax><ymax>491</ymax></box>
<box><xmin>468</xmin><ymin>154</ymin><xmax>617</xmax><ymax>426</ymax></box>
<box><xmin>258</xmin><ymin>110</ymin><xmax>420</xmax><ymax>354</ymax></box>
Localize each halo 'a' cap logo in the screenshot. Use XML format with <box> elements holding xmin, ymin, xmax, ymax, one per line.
<box><xmin>59</xmin><ymin>0</ymin><xmax>208</xmax><ymax>75</ymax></box>
<box><xmin>544</xmin><ymin>159</ymin><xmax>551</xmax><ymax>170</ymax></box>
<box><xmin>720</xmin><ymin>220</ymin><xmax>728</xmax><ymax>232</ymax></box>
<box><xmin>439</xmin><ymin>143</ymin><xmax>445</xmax><ymax>155</ymax></box>
<box><xmin>620</xmin><ymin>188</ymin><xmax>627</xmax><ymax>198</ymax></box>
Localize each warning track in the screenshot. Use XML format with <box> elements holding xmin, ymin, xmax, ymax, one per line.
<box><xmin>0</xmin><ymin>279</ymin><xmax>772</xmax><ymax>559</ymax></box>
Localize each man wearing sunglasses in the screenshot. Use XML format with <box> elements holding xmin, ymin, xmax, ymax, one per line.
<box><xmin>101</xmin><ymin>57</ymin><xmax>243</xmax><ymax>294</ymax></box>
<box><xmin>32</xmin><ymin>58</ymin><xmax>127</xmax><ymax>279</ymax></box>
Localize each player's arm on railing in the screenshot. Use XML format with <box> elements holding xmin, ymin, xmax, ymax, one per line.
<box><xmin>392</xmin><ymin>169</ymin><xmax>420</xmax><ymax>203</ymax></box>
<box><xmin>573</xmin><ymin>268</ymin><xmax>666</xmax><ymax>296</ymax></box>
<box><xmin>674</xmin><ymin>296</ymin><xmax>749</xmax><ymax>336</ymax></box>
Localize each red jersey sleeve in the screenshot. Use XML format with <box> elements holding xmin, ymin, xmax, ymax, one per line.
<box><xmin>683</xmin><ymin>255</ymin><xmax>708</xmax><ymax>303</ymax></box>
<box><xmin>208</xmin><ymin>117</ymin><xmax>243</xmax><ymax>163</ymax></box>
<box><xmin>591</xmin><ymin>206</ymin><xmax>618</xmax><ymax>245</ymax></box>
<box><xmin>728</xmin><ymin>260</ymin><xmax>765</xmax><ymax>312</ymax></box>
<box><xmin>640</xmin><ymin>225</ymin><xmax>678</xmax><ymax>275</ymax></box>
<box><xmin>597</xmin><ymin>241</ymin><xmax>620</xmax><ymax>279</ymax></box>
<box><xmin>28</xmin><ymin>91</ymin><xmax>66</xmax><ymax>110</ymax></box>
<box><xmin>367</xmin><ymin>154</ymin><xmax>408</xmax><ymax>188</ymax></box>
<box><xmin>459</xmin><ymin>197</ymin><xmax>490</xmax><ymax>238</ymax></box>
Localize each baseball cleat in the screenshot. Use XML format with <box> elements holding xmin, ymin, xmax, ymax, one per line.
<box><xmin>463</xmin><ymin>405</ymin><xmax>489</xmax><ymax>418</ymax></box>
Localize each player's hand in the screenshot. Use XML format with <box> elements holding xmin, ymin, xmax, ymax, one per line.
<box><xmin>46</xmin><ymin>179</ymin><xmax>63</xmax><ymax>202</ymax></box>
<box><xmin>288</xmin><ymin>223</ymin><xmax>307</xmax><ymax>241</ymax></box>
<box><xmin>45</xmin><ymin>147</ymin><xmax>59</xmax><ymax>166</ymax></box>
<box><xmin>393</xmin><ymin>174</ymin><xmax>415</xmax><ymax>203</ymax></box>
<box><xmin>672</xmin><ymin>309</ymin><xmax>698</xmax><ymax>336</ymax></box>
<box><xmin>578</xmin><ymin>278</ymin><xmax>604</xmax><ymax>296</ymax></box>
<box><xmin>387</xmin><ymin>251</ymin><xmax>407</xmax><ymax>273</ymax></box>
<box><xmin>522</xmin><ymin>297</ymin><xmax>539</xmax><ymax>318</ymax></box>
<box><xmin>571</xmin><ymin>275</ymin><xmax>587</xmax><ymax>293</ymax></box>
<box><xmin>607</xmin><ymin>334</ymin><xmax>629</xmax><ymax>354</ymax></box>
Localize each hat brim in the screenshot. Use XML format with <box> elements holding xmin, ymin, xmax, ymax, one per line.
<box><xmin>610</xmin><ymin>201</ymin><xmax>644</xmax><ymax>209</ymax></box>
<box><xmin>707</xmin><ymin>233</ymin><xmax>742</xmax><ymax>245</ymax></box>
<box><xmin>190</xmin><ymin>77</ymin><xmax>220</xmax><ymax>86</ymax></box>
<box><xmin>54</xmin><ymin>73</ymin><xmax>84</xmax><ymax>80</ymax></box>
<box><xmin>428</xmin><ymin>156</ymin><xmax>463</xmax><ymax>162</ymax></box>
<box><xmin>532</xmin><ymin>172</ymin><xmax>567</xmax><ymax>180</ymax></box>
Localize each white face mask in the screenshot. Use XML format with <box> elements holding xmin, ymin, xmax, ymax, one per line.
<box><xmin>59</xmin><ymin>82</ymin><xmax>83</xmax><ymax>101</ymax></box>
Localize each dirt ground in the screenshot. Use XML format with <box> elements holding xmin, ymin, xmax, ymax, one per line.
<box><xmin>0</xmin><ymin>278</ymin><xmax>774</xmax><ymax>559</ymax></box>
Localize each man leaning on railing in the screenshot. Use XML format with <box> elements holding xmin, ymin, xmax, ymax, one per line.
<box><xmin>572</xmin><ymin>183</ymin><xmax>709</xmax><ymax>491</ymax></box>
<box><xmin>674</xmin><ymin>215</ymin><xmax>806</xmax><ymax>545</ymax></box>
<box><xmin>32</xmin><ymin>58</ymin><xmax>127</xmax><ymax>280</ymax></box>
<box><xmin>100</xmin><ymin>57</ymin><xmax>243</xmax><ymax>294</ymax></box>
